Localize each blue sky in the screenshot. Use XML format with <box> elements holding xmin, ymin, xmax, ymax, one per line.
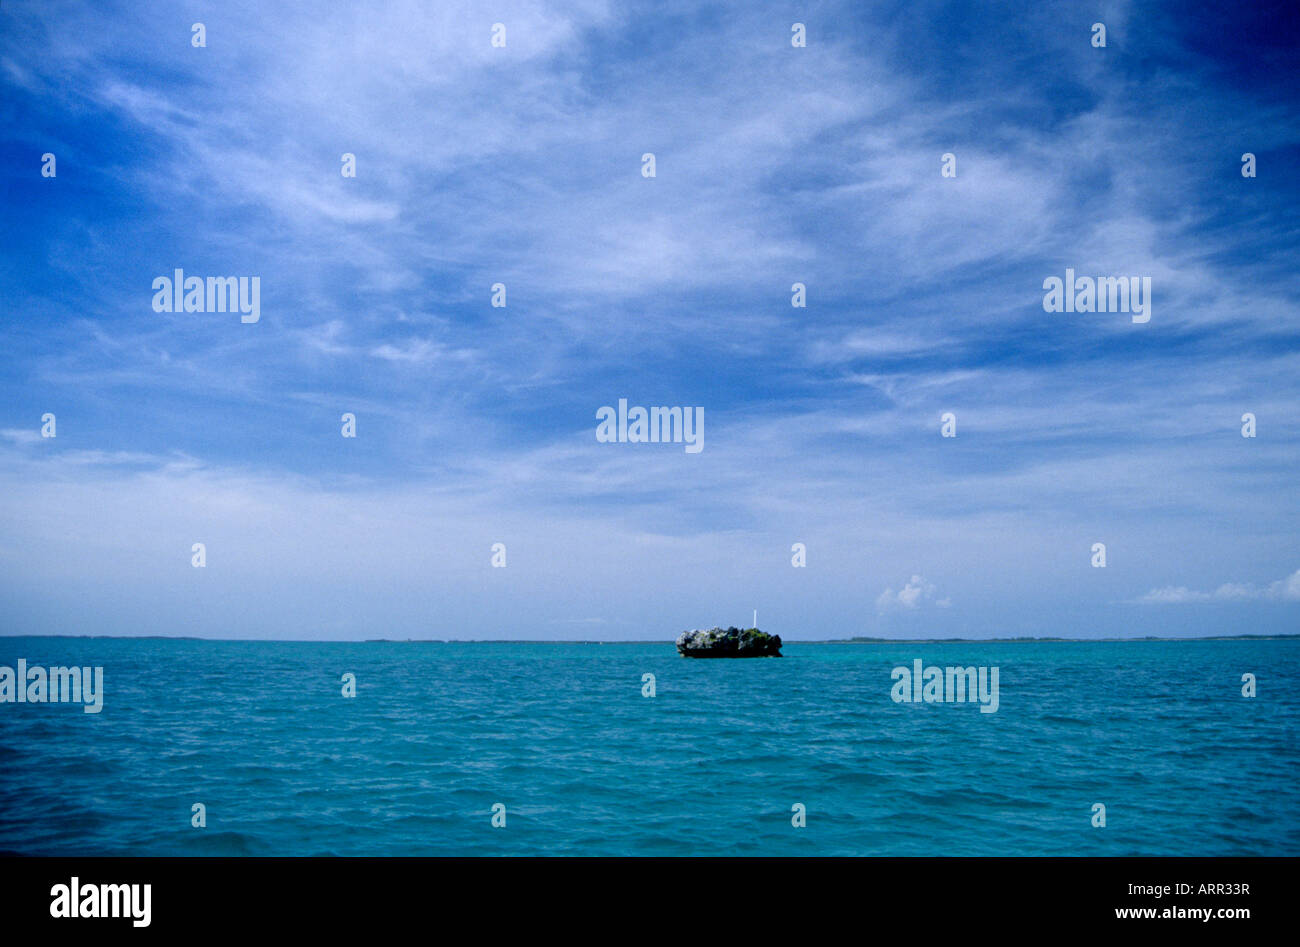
<box><xmin>1</xmin><ymin>0</ymin><xmax>1298</xmax><ymax>639</ymax></box>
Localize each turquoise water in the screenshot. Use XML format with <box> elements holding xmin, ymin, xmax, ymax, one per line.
<box><xmin>0</xmin><ymin>637</ymin><xmax>1296</xmax><ymax>856</ymax></box>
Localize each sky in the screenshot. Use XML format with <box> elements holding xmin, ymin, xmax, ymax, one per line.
<box><xmin>1</xmin><ymin>0</ymin><xmax>1298</xmax><ymax>640</ymax></box>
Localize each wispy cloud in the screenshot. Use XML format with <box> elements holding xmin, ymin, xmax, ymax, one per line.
<box><xmin>877</xmin><ymin>575</ymin><xmax>951</xmax><ymax>613</ymax></box>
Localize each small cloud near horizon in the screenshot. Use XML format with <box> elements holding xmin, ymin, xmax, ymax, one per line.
<box><xmin>876</xmin><ymin>575</ymin><xmax>952</xmax><ymax>613</ymax></box>
<box><xmin>1136</xmin><ymin>568</ymin><xmax>1300</xmax><ymax>604</ymax></box>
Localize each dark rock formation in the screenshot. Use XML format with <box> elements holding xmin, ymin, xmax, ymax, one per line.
<box><xmin>676</xmin><ymin>626</ymin><xmax>783</xmax><ymax>658</ymax></box>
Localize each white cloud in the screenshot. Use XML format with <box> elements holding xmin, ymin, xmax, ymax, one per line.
<box><xmin>1267</xmin><ymin>570</ymin><xmax>1300</xmax><ymax>601</ymax></box>
<box><xmin>0</xmin><ymin>429</ymin><xmax>42</xmax><ymax>446</ymax></box>
<box><xmin>1137</xmin><ymin>569</ymin><xmax>1300</xmax><ymax>604</ymax></box>
<box><xmin>876</xmin><ymin>575</ymin><xmax>944</xmax><ymax>612</ymax></box>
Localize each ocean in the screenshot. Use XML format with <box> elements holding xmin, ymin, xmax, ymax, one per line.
<box><xmin>1</xmin><ymin>637</ymin><xmax>1296</xmax><ymax>856</ymax></box>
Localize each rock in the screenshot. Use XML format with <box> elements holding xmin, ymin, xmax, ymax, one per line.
<box><xmin>676</xmin><ymin>626</ymin><xmax>783</xmax><ymax>658</ymax></box>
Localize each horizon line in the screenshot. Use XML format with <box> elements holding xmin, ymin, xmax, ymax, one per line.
<box><xmin>1</xmin><ymin>634</ymin><xmax>1297</xmax><ymax>644</ymax></box>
